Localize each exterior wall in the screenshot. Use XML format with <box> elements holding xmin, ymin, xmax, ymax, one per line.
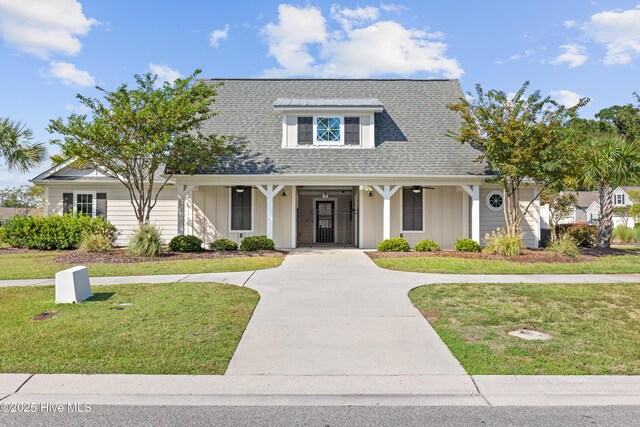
<box><xmin>360</xmin><ymin>186</ymin><xmax>466</xmax><ymax>250</ymax></box>
<box><xmin>47</xmin><ymin>184</ymin><xmax>177</xmax><ymax>246</ymax></box>
<box><xmin>191</xmin><ymin>185</ymin><xmax>295</xmax><ymax>248</ymax></box>
<box><xmin>282</xmin><ymin>112</ymin><xmax>376</xmax><ymax>148</ymax></box>
<box><xmin>479</xmin><ymin>186</ymin><xmax>540</xmax><ymax>248</ymax></box>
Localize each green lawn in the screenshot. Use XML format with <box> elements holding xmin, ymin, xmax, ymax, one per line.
<box><xmin>0</xmin><ymin>252</ymin><xmax>283</xmax><ymax>280</ymax></box>
<box><xmin>0</xmin><ymin>282</ymin><xmax>259</xmax><ymax>374</ymax></box>
<box><xmin>372</xmin><ymin>254</ymin><xmax>640</xmax><ymax>274</ymax></box>
<box><xmin>409</xmin><ymin>283</ymin><xmax>640</xmax><ymax>375</ymax></box>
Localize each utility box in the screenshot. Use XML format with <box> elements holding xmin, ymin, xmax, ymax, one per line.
<box><xmin>55</xmin><ymin>266</ymin><xmax>92</xmax><ymax>304</ymax></box>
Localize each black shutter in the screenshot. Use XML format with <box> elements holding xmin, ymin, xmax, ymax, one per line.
<box><xmin>96</xmin><ymin>193</ymin><xmax>107</xmax><ymax>219</ymax></box>
<box><xmin>344</xmin><ymin>117</ymin><xmax>360</xmax><ymax>145</ymax></box>
<box><xmin>231</xmin><ymin>187</ymin><xmax>252</xmax><ymax>230</ymax></box>
<box><xmin>297</xmin><ymin>117</ymin><xmax>313</xmax><ymax>145</ymax></box>
<box><xmin>63</xmin><ymin>193</ymin><xmax>73</xmax><ymax>215</ymax></box>
<box><xmin>402</xmin><ymin>187</ymin><xmax>423</xmax><ymax>231</ymax></box>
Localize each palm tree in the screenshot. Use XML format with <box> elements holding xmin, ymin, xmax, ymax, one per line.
<box><xmin>581</xmin><ymin>133</ymin><xmax>640</xmax><ymax>249</ymax></box>
<box><xmin>0</xmin><ymin>118</ymin><xmax>46</xmax><ymax>173</ymax></box>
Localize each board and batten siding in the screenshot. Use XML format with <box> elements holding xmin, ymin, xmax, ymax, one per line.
<box><xmin>47</xmin><ymin>184</ymin><xmax>177</xmax><ymax>246</ymax></box>
<box><xmin>479</xmin><ymin>186</ymin><xmax>540</xmax><ymax>248</ymax></box>
<box><xmin>191</xmin><ymin>185</ymin><xmax>295</xmax><ymax>248</ymax></box>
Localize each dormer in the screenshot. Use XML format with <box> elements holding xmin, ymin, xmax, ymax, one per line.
<box><xmin>273</xmin><ymin>98</ymin><xmax>383</xmax><ymax>148</ymax></box>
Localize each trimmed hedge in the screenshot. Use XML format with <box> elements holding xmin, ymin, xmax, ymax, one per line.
<box><xmin>454</xmin><ymin>238</ymin><xmax>481</xmax><ymax>252</ymax></box>
<box><xmin>0</xmin><ymin>214</ymin><xmax>117</xmax><ymax>250</ymax></box>
<box><xmin>209</xmin><ymin>239</ymin><xmax>238</xmax><ymax>251</ymax></box>
<box><xmin>414</xmin><ymin>239</ymin><xmax>441</xmax><ymax>252</ymax></box>
<box><xmin>240</xmin><ymin>235</ymin><xmax>275</xmax><ymax>251</ymax></box>
<box><xmin>377</xmin><ymin>237</ymin><xmax>410</xmax><ymax>252</ymax></box>
<box><xmin>168</xmin><ymin>235</ymin><xmax>203</xmax><ymax>252</ymax></box>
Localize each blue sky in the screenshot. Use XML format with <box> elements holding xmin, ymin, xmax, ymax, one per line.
<box><xmin>1</xmin><ymin>0</ymin><xmax>639</xmax><ymax>186</ymax></box>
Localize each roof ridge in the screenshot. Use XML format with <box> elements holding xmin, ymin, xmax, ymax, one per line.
<box><xmin>197</xmin><ymin>78</ymin><xmax>457</xmax><ymax>82</ymax></box>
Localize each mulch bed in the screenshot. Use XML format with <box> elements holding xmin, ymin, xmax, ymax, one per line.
<box><xmin>367</xmin><ymin>247</ymin><xmax>640</xmax><ymax>264</ymax></box>
<box><xmin>53</xmin><ymin>249</ymin><xmax>287</xmax><ymax>264</ymax></box>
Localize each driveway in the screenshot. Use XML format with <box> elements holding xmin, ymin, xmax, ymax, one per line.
<box><xmin>227</xmin><ymin>249</ymin><xmax>465</xmax><ymax>376</ymax></box>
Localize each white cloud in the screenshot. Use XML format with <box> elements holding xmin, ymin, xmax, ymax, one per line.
<box><xmin>64</xmin><ymin>103</ymin><xmax>90</xmax><ymax>113</ymax></box>
<box><xmin>262</xmin><ymin>4</ymin><xmax>463</xmax><ymax>79</ymax></box>
<box><xmin>563</xmin><ymin>20</ymin><xmax>577</xmax><ymax>28</ymax></box>
<box><xmin>148</xmin><ymin>63</ymin><xmax>182</xmax><ymax>85</ymax></box>
<box><xmin>584</xmin><ymin>5</ymin><xmax>640</xmax><ymax>64</ymax></box>
<box><xmin>0</xmin><ymin>0</ymin><xmax>97</xmax><ymax>58</ymax></box>
<box><xmin>48</xmin><ymin>61</ymin><xmax>95</xmax><ymax>87</ymax></box>
<box><xmin>494</xmin><ymin>49</ymin><xmax>533</xmax><ymax>64</ymax></box>
<box><xmin>209</xmin><ymin>24</ymin><xmax>229</xmax><ymax>47</ymax></box>
<box><xmin>551</xmin><ymin>44</ymin><xmax>588</xmax><ymax>68</ymax></box>
<box><xmin>330</xmin><ymin>5</ymin><xmax>379</xmax><ymax>31</ymax></box>
<box><xmin>549</xmin><ymin>89</ymin><xmax>582</xmax><ymax>107</ymax></box>
<box><xmin>380</xmin><ymin>3</ymin><xmax>408</xmax><ymax>13</ymax></box>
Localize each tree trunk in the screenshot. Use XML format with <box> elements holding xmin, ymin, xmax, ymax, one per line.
<box><xmin>598</xmin><ymin>182</ymin><xmax>613</xmax><ymax>249</ymax></box>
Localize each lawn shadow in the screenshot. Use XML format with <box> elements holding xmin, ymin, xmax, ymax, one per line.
<box><xmin>86</xmin><ymin>292</ymin><xmax>115</xmax><ymax>302</ymax></box>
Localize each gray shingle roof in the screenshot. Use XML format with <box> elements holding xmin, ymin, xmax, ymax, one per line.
<box><xmin>193</xmin><ymin>79</ymin><xmax>487</xmax><ymax>176</ymax></box>
<box><xmin>273</xmin><ymin>98</ymin><xmax>383</xmax><ymax>108</ymax></box>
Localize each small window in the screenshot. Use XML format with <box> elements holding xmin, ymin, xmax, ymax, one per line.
<box><xmin>402</xmin><ymin>187</ymin><xmax>423</xmax><ymax>232</ymax></box>
<box><xmin>76</xmin><ymin>193</ymin><xmax>94</xmax><ymax>217</ymax></box>
<box><xmin>344</xmin><ymin>117</ymin><xmax>360</xmax><ymax>145</ymax></box>
<box><xmin>486</xmin><ymin>191</ymin><xmax>504</xmax><ymax>211</ymax></box>
<box><xmin>297</xmin><ymin>116</ymin><xmax>313</xmax><ymax>145</ymax></box>
<box><xmin>230</xmin><ymin>187</ymin><xmax>252</xmax><ymax>231</ymax></box>
<box><xmin>615</xmin><ymin>194</ymin><xmax>625</xmax><ymax>205</ymax></box>
<box><xmin>316</xmin><ymin>117</ymin><xmax>341</xmax><ymax>142</ymax></box>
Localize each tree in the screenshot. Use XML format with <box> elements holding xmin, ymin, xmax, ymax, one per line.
<box><xmin>541</xmin><ymin>190</ymin><xmax>577</xmax><ymax>242</ymax></box>
<box><xmin>628</xmin><ymin>190</ymin><xmax>640</xmax><ymax>221</ymax></box>
<box><xmin>613</xmin><ymin>205</ymin><xmax>631</xmax><ymax>227</ymax></box>
<box><xmin>0</xmin><ymin>184</ymin><xmax>44</xmax><ymax>215</ymax></box>
<box><xmin>579</xmin><ymin>133</ymin><xmax>640</xmax><ymax>248</ymax></box>
<box><xmin>0</xmin><ymin>118</ymin><xmax>46</xmax><ymax>173</ymax></box>
<box><xmin>448</xmin><ymin>81</ymin><xmax>588</xmax><ymax>236</ymax></box>
<box><xmin>48</xmin><ymin>70</ymin><xmax>237</xmax><ymax>226</ymax></box>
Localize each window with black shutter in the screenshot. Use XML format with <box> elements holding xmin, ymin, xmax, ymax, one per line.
<box><xmin>297</xmin><ymin>116</ymin><xmax>313</xmax><ymax>145</ymax></box>
<box><xmin>402</xmin><ymin>187</ymin><xmax>423</xmax><ymax>231</ymax></box>
<box><xmin>62</xmin><ymin>193</ymin><xmax>73</xmax><ymax>215</ymax></box>
<box><xmin>231</xmin><ymin>187</ymin><xmax>252</xmax><ymax>231</ymax></box>
<box><xmin>344</xmin><ymin>117</ymin><xmax>360</xmax><ymax>145</ymax></box>
<box><xmin>96</xmin><ymin>193</ymin><xmax>107</xmax><ymax>219</ymax></box>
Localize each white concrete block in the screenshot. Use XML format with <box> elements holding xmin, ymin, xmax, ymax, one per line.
<box><xmin>55</xmin><ymin>266</ymin><xmax>92</xmax><ymax>304</ymax></box>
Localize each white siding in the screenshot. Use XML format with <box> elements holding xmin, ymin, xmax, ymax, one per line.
<box><xmin>47</xmin><ymin>184</ymin><xmax>177</xmax><ymax>246</ymax></box>
<box><xmin>479</xmin><ymin>187</ymin><xmax>540</xmax><ymax>248</ymax></box>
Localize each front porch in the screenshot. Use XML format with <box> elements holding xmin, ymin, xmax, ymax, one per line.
<box><xmin>175</xmin><ymin>178</ymin><xmax>484</xmax><ymax>250</ymax></box>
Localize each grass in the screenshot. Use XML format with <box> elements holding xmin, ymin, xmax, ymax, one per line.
<box><xmin>0</xmin><ymin>282</ymin><xmax>259</xmax><ymax>374</ymax></box>
<box><xmin>409</xmin><ymin>283</ymin><xmax>640</xmax><ymax>375</ymax></box>
<box><xmin>372</xmin><ymin>254</ymin><xmax>640</xmax><ymax>274</ymax></box>
<box><xmin>0</xmin><ymin>252</ymin><xmax>283</xmax><ymax>280</ymax></box>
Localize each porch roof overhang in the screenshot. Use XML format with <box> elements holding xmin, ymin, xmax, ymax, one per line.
<box><xmin>169</xmin><ymin>173</ymin><xmax>487</xmax><ymax>187</ymax></box>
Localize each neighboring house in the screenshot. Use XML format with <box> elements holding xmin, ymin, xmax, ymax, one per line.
<box><xmin>541</xmin><ymin>186</ymin><xmax>639</xmax><ymax>229</ymax></box>
<box><xmin>32</xmin><ymin>78</ymin><xmax>541</xmax><ymax>249</ymax></box>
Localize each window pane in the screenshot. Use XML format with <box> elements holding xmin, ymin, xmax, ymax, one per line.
<box><xmin>402</xmin><ymin>187</ymin><xmax>423</xmax><ymax>231</ymax></box>
<box><xmin>317</xmin><ymin>117</ymin><xmax>340</xmax><ymax>142</ymax></box>
<box><xmin>76</xmin><ymin>194</ymin><xmax>93</xmax><ymax>216</ymax></box>
<box><xmin>231</xmin><ymin>187</ymin><xmax>252</xmax><ymax>230</ymax></box>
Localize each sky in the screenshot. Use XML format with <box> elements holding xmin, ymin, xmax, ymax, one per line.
<box><xmin>1</xmin><ymin>0</ymin><xmax>639</xmax><ymax>187</ymax></box>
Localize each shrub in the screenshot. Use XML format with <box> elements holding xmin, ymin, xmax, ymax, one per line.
<box><xmin>0</xmin><ymin>214</ymin><xmax>117</xmax><ymax>250</ymax></box>
<box><xmin>168</xmin><ymin>235</ymin><xmax>203</xmax><ymax>252</ymax></box>
<box><xmin>483</xmin><ymin>229</ymin><xmax>524</xmax><ymax>257</ymax></box>
<box><xmin>377</xmin><ymin>237</ymin><xmax>410</xmax><ymax>252</ymax></box>
<box><xmin>414</xmin><ymin>239</ymin><xmax>441</xmax><ymax>252</ymax></box>
<box><xmin>557</xmin><ymin>223</ymin><xmax>596</xmax><ymax>248</ymax></box>
<box><xmin>454</xmin><ymin>238</ymin><xmax>481</xmax><ymax>253</ymax></box>
<box><xmin>209</xmin><ymin>238</ymin><xmax>238</xmax><ymax>251</ymax></box>
<box><xmin>240</xmin><ymin>235</ymin><xmax>275</xmax><ymax>251</ymax></box>
<box><xmin>79</xmin><ymin>233</ymin><xmax>113</xmax><ymax>253</ymax></box>
<box><xmin>128</xmin><ymin>224</ymin><xmax>163</xmax><ymax>257</ymax></box>
<box><xmin>612</xmin><ymin>225</ymin><xmax>637</xmax><ymax>243</ymax></box>
<box><xmin>547</xmin><ymin>235</ymin><xmax>580</xmax><ymax>257</ymax></box>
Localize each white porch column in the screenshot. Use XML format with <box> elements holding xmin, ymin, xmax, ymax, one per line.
<box><xmin>373</xmin><ymin>185</ymin><xmax>401</xmax><ymax>240</ymax></box>
<box><xmin>462</xmin><ymin>185</ymin><xmax>481</xmax><ymax>243</ymax></box>
<box><xmin>256</xmin><ymin>184</ymin><xmax>285</xmax><ymax>240</ymax></box>
<box><xmin>176</xmin><ymin>185</ymin><xmax>194</xmax><ymax>235</ymax></box>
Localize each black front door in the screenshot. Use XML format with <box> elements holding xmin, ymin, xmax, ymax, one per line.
<box><xmin>316</xmin><ymin>201</ymin><xmax>334</xmax><ymax>243</ymax></box>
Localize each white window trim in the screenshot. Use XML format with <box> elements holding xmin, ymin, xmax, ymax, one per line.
<box><xmin>313</xmin><ymin>115</ymin><xmax>344</xmax><ymax>146</ymax></box>
<box><xmin>73</xmin><ymin>191</ymin><xmax>97</xmax><ymax>217</ymax></box>
<box><xmin>400</xmin><ymin>187</ymin><xmax>425</xmax><ymax>233</ymax></box>
<box><xmin>228</xmin><ymin>187</ymin><xmax>255</xmax><ymax>233</ymax></box>
<box><xmin>486</xmin><ymin>190</ymin><xmax>504</xmax><ymax>212</ymax></box>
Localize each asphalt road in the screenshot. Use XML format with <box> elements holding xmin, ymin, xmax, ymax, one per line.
<box><xmin>1</xmin><ymin>405</ymin><xmax>640</xmax><ymax>427</ymax></box>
